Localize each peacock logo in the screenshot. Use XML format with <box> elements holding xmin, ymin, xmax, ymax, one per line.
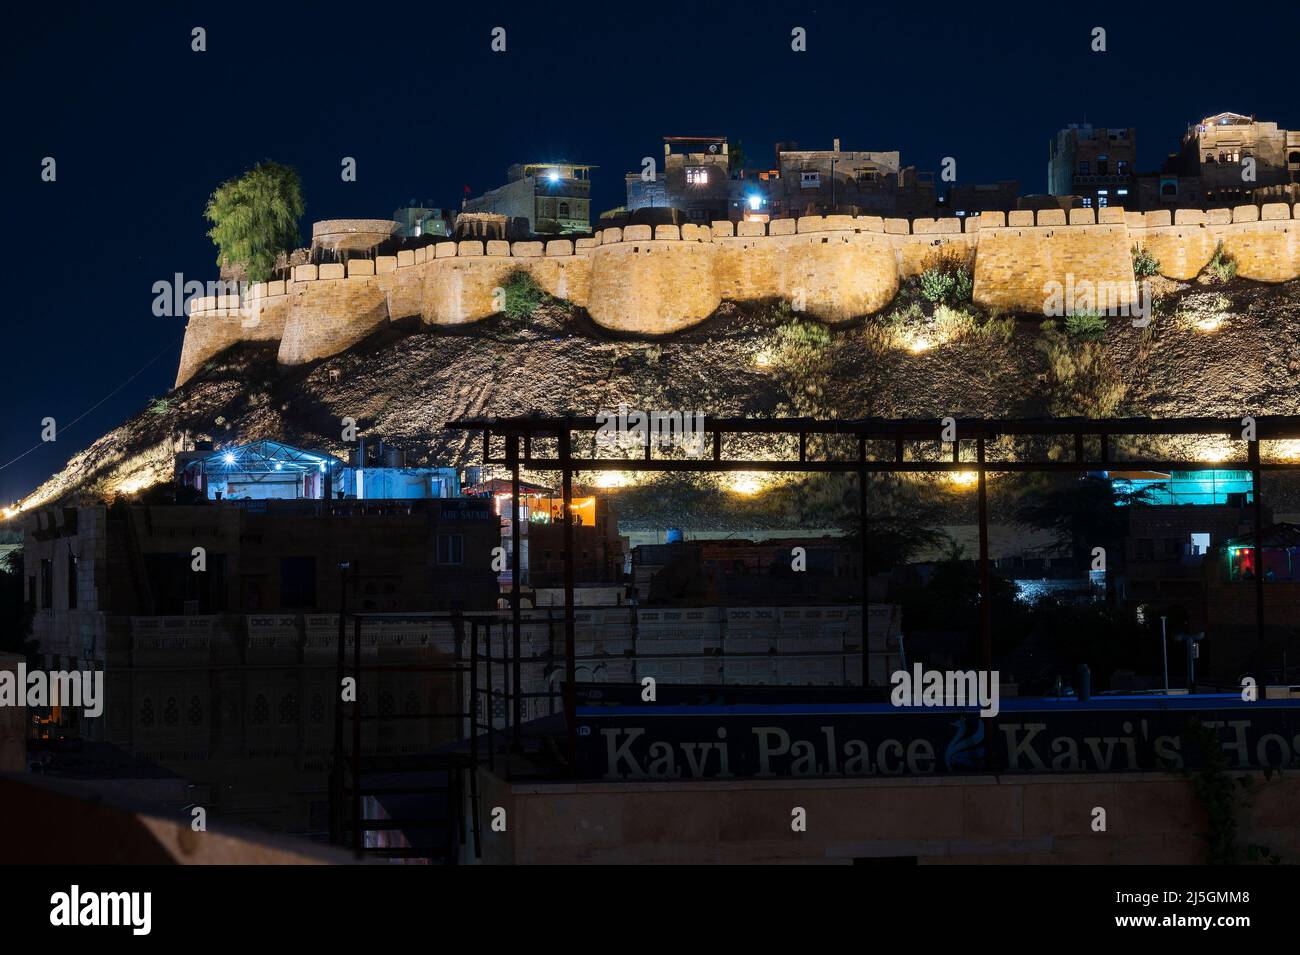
<box><xmin>945</xmin><ymin>716</ymin><xmax>985</xmax><ymax>771</ymax></box>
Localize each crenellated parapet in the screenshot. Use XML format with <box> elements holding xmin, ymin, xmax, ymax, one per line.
<box><xmin>175</xmin><ymin>203</ymin><xmax>1300</xmax><ymax>387</ymax></box>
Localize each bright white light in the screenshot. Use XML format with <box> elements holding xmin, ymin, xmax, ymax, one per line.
<box><xmin>748</xmin><ymin>194</ymin><xmax>761</xmax><ymax>210</ymax></box>
<box><xmin>548</xmin><ymin>171</ymin><xmax>560</xmax><ymax>183</ymax></box>
<box><xmin>949</xmin><ymin>471</ymin><xmax>979</xmax><ymax>488</ymax></box>
<box><xmin>593</xmin><ymin>471</ymin><xmax>632</xmax><ymax>489</ymax></box>
<box><xmin>223</xmin><ymin>453</ymin><xmax>236</xmax><ymax>465</ymax></box>
<box><xmin>754</xmin><ymin>349</ymin><xmax>773</xmax><ymax>367</ymax></box>
<box><xmin>727</xmin><ymin>472</ymin><xmax>768</xmax><ymax>495</ymax></box>
<box><xmin>908</xmin><ymin>336</ymin><xmax>932</xmax><ymax>353</ymax></box>
<box><xmin>1195</xmin><ymin>314</ymin><xmax>1224</xmax><ymax>333</ymax></box>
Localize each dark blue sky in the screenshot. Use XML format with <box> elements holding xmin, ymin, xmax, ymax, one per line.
<box><xmin>3</xmin><ymin>0</ymin><xmax>1297</xmax><ymax>502</ymax></box>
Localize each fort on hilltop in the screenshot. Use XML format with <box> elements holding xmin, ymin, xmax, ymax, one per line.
<box><xmin>176</xmin><ymin>203</ymin><xmax>1300</xmax><ymax>387</ymax></box>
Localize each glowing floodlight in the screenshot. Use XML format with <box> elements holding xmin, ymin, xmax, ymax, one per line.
<box><xmin>548</xmin><ymin>170</ymin><xmax>560</xmax><ymax>183</ymax></box>
<box><xmin>748</xmin><ymin>194</ymin><xmax>762</xmax><ymax>210</ymax></box>
<box><xmin>223</xmin><ymin>452</ymin><xmax>236</xmax><ymax>465</ymax></box>
<box><xmin>727</xmin><ymin>472</ymin><xmax>767</xmax><ymax>495</ymax></box>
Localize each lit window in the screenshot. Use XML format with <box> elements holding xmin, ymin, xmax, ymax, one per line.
<box><xmin>686</xmin><ymin>167</ymin><xmax>709</xmax><ymax>185</ymax></box>
<box><xmin>1117</xmin><ymin>188</ymin><xmax>1129</xmax><ymax>196</ymax></box>
<box><xmin>1082</xmin><ymin>198</ymin><xmax>1092</xmax><ymax>208</ymax></box>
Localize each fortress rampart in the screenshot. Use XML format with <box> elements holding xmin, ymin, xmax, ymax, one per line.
<box><xmin>175</xmin><ymin>203</ymin><xmax>1300</xmax><ymax>387</ymax></box>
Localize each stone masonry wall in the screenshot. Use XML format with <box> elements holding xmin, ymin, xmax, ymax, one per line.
<box><xmin>176</xmin><ymin>203</ymin><xmax>1300</xmax><ymax>387</ymax></box>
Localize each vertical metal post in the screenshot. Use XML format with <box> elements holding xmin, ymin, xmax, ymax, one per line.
<box><xmin>858</xmin><ymin>435</ymin><xmax>869</xmax><ymax>689</ymax></box>
<box><xmin>508</xmin><ymin>434</ymin><xmax>523</xmax><ymax>752</ymax></box>
<box><xmin>330</xmin><ymin>563</ymin><xmax>348</xmax><ymax>845</ymax></box>
<box><xmin>560</xmin><ymin>421</ymin><xmax>578</xmax><ymax>771</ymax></box>
<box><xmin>485</xmin><ymin>621</ymin><xmax>495</xmax><ymax>771</ymax></box>
<box><xmin>977</xmin><ymin>437</ymin><xmax>992</xmax><ymax>673</ymax></box>
<box><xmin>1249</xmin><ymin>440</ymin><xmax>1265</xmax><ymax>649</ymax></box>
<box><xmin>469</xmin><ymin>621</ymin><xmax>482</xmax><ymax>859</ymax></box>
<box><xmin>351</xmin><ymin>614</ymin><xmax>362</xmax><ymax>856</ymax></box>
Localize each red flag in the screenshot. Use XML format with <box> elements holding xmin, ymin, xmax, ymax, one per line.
<box><xmin>464</xmin><ymin>184</ymin><xmax>471</xmax><ymax>195</ymax></box>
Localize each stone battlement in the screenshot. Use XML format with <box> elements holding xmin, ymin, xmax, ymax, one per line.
<box><xmin>175</xmin><ymin>203</ymin><xmax>1300</xmax><ymax>387</ymax></box>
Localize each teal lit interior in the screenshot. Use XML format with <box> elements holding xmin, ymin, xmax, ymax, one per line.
<box><xmin>1110</xmin><ymin>470</ymin><xmax>1253</xmax><ymax>506</ymax></box>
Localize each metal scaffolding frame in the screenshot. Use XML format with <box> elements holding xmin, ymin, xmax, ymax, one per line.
<box><xmin>447</xmin><ymin>413</ymin><xmax>1300</xmax><ymax>767</ymax></box>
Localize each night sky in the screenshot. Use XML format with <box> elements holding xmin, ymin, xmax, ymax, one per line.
<box><xmin>3</xmin><ymin>0</ymin><xmax>1297</xmax><ymax>503</ymax></box>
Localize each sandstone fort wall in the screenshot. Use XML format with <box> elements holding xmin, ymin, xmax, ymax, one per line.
<box><xmin>176</xmin><ymin>203</ymin><xmax>1300</xmax><ymax>387</ymax></box>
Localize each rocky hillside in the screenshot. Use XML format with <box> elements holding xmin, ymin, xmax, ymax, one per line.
<box><xmin>13</xmin><ymin>270</ymin><xmax>1300</xmax><ymax>527</ymax></box>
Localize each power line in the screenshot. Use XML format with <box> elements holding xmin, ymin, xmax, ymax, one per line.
<box><xmin>0</xmin><ymin>332</ymin><xmax>184</xmax><ymax>474</ymax></box>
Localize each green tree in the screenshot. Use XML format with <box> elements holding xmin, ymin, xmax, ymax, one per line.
<box><xmin>786</xmin><ymin>472</ymin><xmax>947</xmax><ymax>574</ymax></box>
<box><xmin>1014</xmin><ymin>474</ymin><xmax>1160</xmax><ymax>605</ymax></box>
<box><xmin>204</xmin><ymin>161</ymin><xmax>305</xmax><ymax>283</ymax></box>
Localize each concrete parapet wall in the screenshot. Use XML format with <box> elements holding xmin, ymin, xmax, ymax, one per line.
<box><xmin>174</xmin><ymin>206</ymin><xmax>1300</xmax><ymax>385</ymax></box>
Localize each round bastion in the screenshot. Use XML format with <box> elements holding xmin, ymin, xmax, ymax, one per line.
<box><xmin>310</xmin><ymin>219</ymin><xmax>402</xmax><ymax>254</ymax></box>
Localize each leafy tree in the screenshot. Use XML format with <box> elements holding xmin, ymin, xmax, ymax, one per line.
<box><xmin>1014</xmin><ymin>474</ymin><xmax>1159</xmax><ymax>604</ymax></box>
<box><xmin>897</xmin><ymin>542</ymin><xmax>1033</xmax><ymax>666</ymax></box>
<box><xmin>204</xmin><ymin>161</ymin><xmax>305</xmax><ymax>283</ymax></box>
<box><xmin>786</xmin><ymin>473</ymin><xmax>947</xmax><ymax>574</ymax></box>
